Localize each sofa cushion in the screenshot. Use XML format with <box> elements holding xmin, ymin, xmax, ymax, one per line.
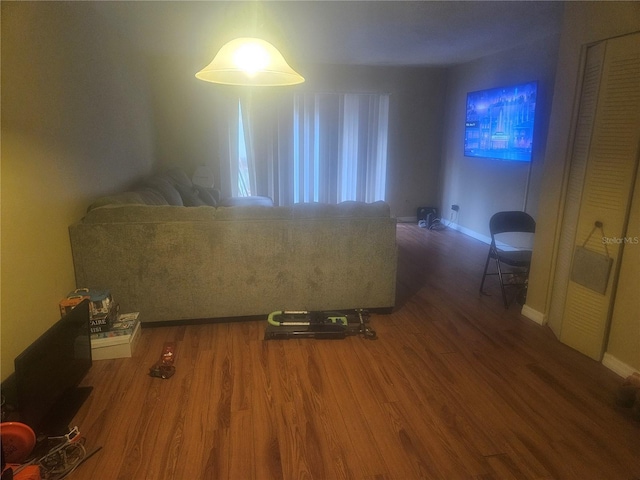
<box><xmin>175</xmin><ymin>183</ymin><xmax>207</xmax><ymax>207</ymax></box>
<box><xmin>164</xmin><ymin>168</ymin><xmax>193</xmax><ymax>188</ymax></box>
<box><xmin>135</xmin><ymin>187</ymin><xmax>170</xmax><ymax>206</ymax></box>
<box><xmin>142</xmin><ymin>176</ymin><xmax>184</xmax><ymax>206</ymax></box>
<box><xmin>195</xmin><ymin>186</ymin><xmax>218</xmax><ymax>206</ymax></box>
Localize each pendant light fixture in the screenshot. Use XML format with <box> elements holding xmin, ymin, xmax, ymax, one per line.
<box><xmin>195</xmin><ymin>3</ymin><xmax>304</xmax><ymax>87</ymax></box>
<box><xmin>195</xmin><ymin>37</ymin><xmax>304</xmax><ymax>86</ymax></box>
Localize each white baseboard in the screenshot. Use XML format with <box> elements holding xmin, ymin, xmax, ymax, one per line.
<box><xmin>448</xmin><ymin>222</ymin><xmax>492</xmax><ymax>245</ymax></box>
<box><xmin>406</xmin><ymin>220</ymin><xmax>493</xmax><ymax>245</ymax></box>
<box><xmin>602</xmin><ymin>352</ymin><xmax>638</xmax><ymax>379</ymax></box>
<box><xmin>521</xmin><ymin>304</ymin><xmax>547</xmax><ymax>325</ymax></box>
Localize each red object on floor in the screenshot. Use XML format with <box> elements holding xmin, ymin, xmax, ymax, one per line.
<box><xmin>0</xmin><ymin>422</ymin><xmax>36</xmax><ymax>463</ymax></box>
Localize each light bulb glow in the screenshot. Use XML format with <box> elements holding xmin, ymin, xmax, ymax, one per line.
<box><xmin>233</xmin><ymin>42</ymin><xmax>270</xmax><ymax>76</ymax></box>
<box><xmin>195</xmin><ymin>37</ymin><xmax>305</xmax><ymax>86</ymax></box>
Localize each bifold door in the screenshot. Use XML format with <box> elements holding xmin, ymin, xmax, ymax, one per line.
<box><xmin>549</xmin><ymin>32</ymin><xmax>640</xmax><ymax>360</ymax></box>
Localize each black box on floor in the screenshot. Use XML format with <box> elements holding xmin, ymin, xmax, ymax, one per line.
<box><xmin>417</xmin><ymin>207</ymin><xmax>438</xmax><ymax>227</ymax></box>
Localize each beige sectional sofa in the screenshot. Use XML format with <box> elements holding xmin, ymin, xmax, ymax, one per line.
<box><xmin>68</xmin><ymin>170</ymin><xmax>397</xmax><ymax>323</ymax></box>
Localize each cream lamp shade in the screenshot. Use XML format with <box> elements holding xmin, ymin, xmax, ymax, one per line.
<box><xmin>195</xmin><ymin>37</ymin><xmax>305</xmax><ymax>86</ymax></box>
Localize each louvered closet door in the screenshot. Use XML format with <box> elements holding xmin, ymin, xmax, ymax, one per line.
<box><xmin>547</xmin><ymin>41</ymin><xmax>606</xmax><ymax>338</ymax></box>
<box><xmin>557</xmin><ymin>32</ymin><xmax>640</xmax><ymax>361</ymax></box>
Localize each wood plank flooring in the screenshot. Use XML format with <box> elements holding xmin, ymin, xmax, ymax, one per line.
<box><xmin>71</xmin><ymin>223</ymin><xmax>640</xmax><ymax>479</ymax></box>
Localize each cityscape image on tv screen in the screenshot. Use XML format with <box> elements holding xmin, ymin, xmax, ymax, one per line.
<box><xmin>464</xmin><ymin>82</ymin><xmax>538</xmax><ymax>162</ymax></box>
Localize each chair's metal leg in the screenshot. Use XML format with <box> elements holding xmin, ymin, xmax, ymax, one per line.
<box><xmin>479</xmin><ymin>251</ymin><xmax>492</xmax><ymax>295</ymax></box>
<box><xmin>516</xmin><ymin>267</ymin><xmax>531</xmax><ymax>305</ymax></box>
<box><xmin>495</xmin><ymin>258</ymin><xmax>509</xmax><ymax>308</ymax></box>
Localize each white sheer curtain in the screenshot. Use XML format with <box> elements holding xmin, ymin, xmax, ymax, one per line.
<box><xmin>215</xmin><ymin>91</ymin><xmax>389</xmax><ymax>205</ymax></box>
<box><xmin>292</xmin><ymin>93</ymin><xmax>389</xmax><ymax>204</ymax></box>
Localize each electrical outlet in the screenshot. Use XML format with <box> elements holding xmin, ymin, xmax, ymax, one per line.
<box><xmin>451</xmin><ymin>204</ymin><xmax>459</xmax><ymax>212</ymax></box>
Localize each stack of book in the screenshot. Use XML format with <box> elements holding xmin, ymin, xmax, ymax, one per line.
<box><xmin>90</xmin><ymin>312</ymin><xmax>141</xmax><ymax>360</ymax></box>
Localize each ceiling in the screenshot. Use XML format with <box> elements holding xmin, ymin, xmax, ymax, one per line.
<box><xmin>94</xmin><ymin>1</ymin><xmax>566</xmax><ymax>68</ymax></box>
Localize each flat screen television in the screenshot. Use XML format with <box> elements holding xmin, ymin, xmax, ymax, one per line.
<box><xmin>464</xmin><ymin>81</ymin><xmax>538</xmax><ymax>162</ymax></box>
<box><xmin>14</xmin><ymin>299</ymin><xmax>93</xmax><ymax>435</ymax></box>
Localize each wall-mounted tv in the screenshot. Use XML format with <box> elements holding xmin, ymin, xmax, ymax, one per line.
<box><xmin>464</xmin><ymin>81</ymin><xmax>538</xmax><ymax>162</ymax></box>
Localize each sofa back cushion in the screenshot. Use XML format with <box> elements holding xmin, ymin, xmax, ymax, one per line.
<box><xmin>156</xmin><ymin>168</ymin><xmax>217</xmax><ymax>207</ymax></box>
<box><xmin>195</xmin><ymin>186</ymin><xmax>218</xmax><ymax>206</ymax></box>
<box><xmin>142</xmin><ymin>176</ymin><xmax>184</xmax><ymax>206</ymax></box>
<box><xmin>164</xmin><ymin>168</ymin><xmax>193</xmax><ymax>188</ymax></box>
<box><xmin>136</xmin><ymin>188</ymin><xmax>170</xmax><ymax>206</ymax></box>
<box><xmin>174</xmin><ymin>183</ymin><xmax>208</xmax><ymax>206</ymax></box>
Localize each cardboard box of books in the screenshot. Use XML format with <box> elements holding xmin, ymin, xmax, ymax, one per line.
<box><xmin>89</xmin><ymin>307</ymin><xmax>117</xmax><ymax>334</ymax></box>
<box><xmin>91</xmin><ymin>312</ymin><xmax>141</xmax><ymax>360</ymax></box>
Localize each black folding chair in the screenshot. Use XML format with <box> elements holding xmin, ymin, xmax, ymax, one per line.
<box><xmin>479</xmin><ymin>211</ymin><xmax>536</xmax><ymax>308</ymax></box>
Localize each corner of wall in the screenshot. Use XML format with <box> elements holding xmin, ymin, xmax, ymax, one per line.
<box><xmin>521</xmin><ymin>303</ymin><xmax>547</xmax><ymax>326</ymax></box>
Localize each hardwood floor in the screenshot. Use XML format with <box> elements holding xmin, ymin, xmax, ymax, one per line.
<box><xmin>72</xmin><ymin>223</ymin><xmax>640</xmax><ymax>479</ymax></box>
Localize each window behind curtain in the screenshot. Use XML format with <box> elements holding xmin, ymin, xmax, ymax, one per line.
<box><xmin>237</xmin><ymin>102</ymin><xmax>252</xmax><ymax>196</ymax></box>
<box><xmin>227</xmin><ymin>92</ymin><xmax>389</xmax><ymax>205</ymax></box>
<box><xmin>292</xmin><ymin>93</ymin><xmax>389</xmax><ymax>204</ymax></box>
